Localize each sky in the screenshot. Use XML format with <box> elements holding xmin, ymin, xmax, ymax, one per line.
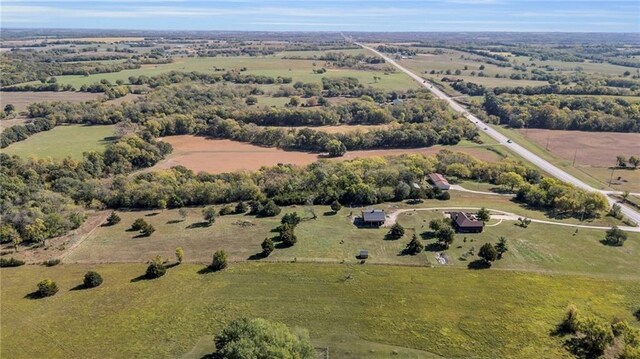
<box><xmin>1</xmin><ymin>0</ymin><xmax>638</xmax><ymax>32</ymax></box>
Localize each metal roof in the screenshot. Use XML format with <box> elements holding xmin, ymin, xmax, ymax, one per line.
<box><xmin>362</xmin><ymin>209</ymin><xmax>385</xmax><ymax>222</ymax></box>
<box><xmin>428</xmin><ymin>173</ymin><xmax>449</xmax><ymax>186</ymax></box>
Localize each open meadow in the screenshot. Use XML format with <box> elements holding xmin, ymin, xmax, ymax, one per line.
<box><xmin>2</xmin><ymin>262</ymin><xmax>639</xmax><ymax>359</ymax></box>
<box><xmin>2</xmin><ymin>124</ymin><xmax>116</xmax><ymax>160</ymax></box>
<box><xmin>39</xmin><ymin>51</ymin><xmax>419</xmax><ymax>91</ymax></box>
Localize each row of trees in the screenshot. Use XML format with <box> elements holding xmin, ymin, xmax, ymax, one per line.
<box><xmin>484</xmin><ymin>92</ymin><xmax>640</xmax><ymax>132</ymax></box>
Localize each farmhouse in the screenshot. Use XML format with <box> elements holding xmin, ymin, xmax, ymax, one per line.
<box><xmin>428</xmin><ymin>173</ymin><xmax>450</xmax><ymax>190</ymax></box>
<box><xmin>361</xmin><ymin>209</ymin><xmax>386</xmax><ymax>227</ymax></box>
<box><xmin>450</xmin><ymin>212</ymin><xmax>484</xmax><ymax>233</ymax></box>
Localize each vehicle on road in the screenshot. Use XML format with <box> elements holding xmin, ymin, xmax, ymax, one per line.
<box><xmin>507</xmin><ymin>139</ymin><xmax>513</xmax><ymax>143</ymax></box>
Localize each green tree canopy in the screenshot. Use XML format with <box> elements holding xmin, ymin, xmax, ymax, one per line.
<box><xmin>214</xmin><ymin>318</ymin><xmax>315</xmax><ymax>359</ymax></box>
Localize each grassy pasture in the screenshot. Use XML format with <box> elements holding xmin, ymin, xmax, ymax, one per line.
<box><xmin>65</xmin><ymin>192</ymin><xmax>633</xmax><ymax>277</ymax></box>
<box><xmin>2</xmin><ymin>262</ymin><xmax>639</xmax><ymax>359</ymax></box>
<box><xmin>45</xmin><ymin>52</ymin><xmax>419</xmax><ymax>91</ymax></box>
<box><xmin>2</xmin><ymin>124</ymin><xmax>116</xmax><ymax>160</ymax></box>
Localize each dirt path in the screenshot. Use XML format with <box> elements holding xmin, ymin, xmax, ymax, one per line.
<box><xmin>385</xmin><ymin>207</ymin><xmax>640</xmax><ymax>232</ymax></box>
<box><xmin>2</xmin><ymin>210</ymin><xmax>109</xmax><ymax>264</ymax></box>
<box><xmin>449</xmin><ymin>184</ymin><xmax>514</xmax><ymax>197</ymax></box>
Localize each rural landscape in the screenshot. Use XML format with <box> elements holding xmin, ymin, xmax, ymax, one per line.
<box><xmin>1</xmin><ymin>3</ymin><xmax>640</xmax><ymax>358</ymax></box>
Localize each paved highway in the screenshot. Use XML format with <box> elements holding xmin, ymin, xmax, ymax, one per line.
<box><xmin>359</xmin><ymin>43</ymin><xmax>640</xmax><ymax>226</ymax></box>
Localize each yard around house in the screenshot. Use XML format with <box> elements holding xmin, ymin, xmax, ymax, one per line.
<box><xmin>2</xmin><ymin>262</ymin><xmax>639</xmax><ymax>359</ymax></box>
<box><xmin>1</xmin><ymin>124</ymin><xmax>117</xmax><ymax>160</ymax></box>
<box><xmin>61</xmin><ymin>193</ymin><xmax>636</xmax><ymax>278</ymax></box>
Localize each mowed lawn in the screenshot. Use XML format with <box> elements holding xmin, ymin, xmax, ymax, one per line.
<box><xmin>46</xmin><ymin>53</ymin><xmax>419</xmax><ymax>91</ymax></box>
<box><xmin>64</xmin><ymin>198</ymin><xmax>637</xmax><ymax>278</ymax></box>
<box><xmin>2</xmin><ymin>124</ymin><xmax>116</xmax><ymax>160</ymax></box>
<box><xmin>2</xmin><ymin>263</ymin><xmax>639</xmax><ymax>359</ymax></box>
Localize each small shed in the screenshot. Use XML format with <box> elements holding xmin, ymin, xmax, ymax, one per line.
<box><xmin>361</xmin><ymin>209</ymin><xmax>385</xmax><ymax>227</ymax></box>
<box><xmin>428</xmin><ymin>173</ymin><xmax>450</xmax><ymax>190</ymax></box>
<box><xmin>358</xmin><ymin>250</ymin><xmax>369</xmax><ymax>259</ymax></box>
<box><xmin>450</xmin><ymin>212</ymin><xmax>484</xmax><ymax>233</ymax></box>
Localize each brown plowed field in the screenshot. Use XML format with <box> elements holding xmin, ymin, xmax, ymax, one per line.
<box><xmin>518</xmin><ymin>129</ymin><xmax>640</xmax><ymax>167</ymax></box>
<box><xmin>152</xmin><ymin>136</ymin><xmax>501</xmax><ymax>174</ymax></box>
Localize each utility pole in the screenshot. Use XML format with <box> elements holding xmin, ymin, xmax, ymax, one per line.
<box><xmin>545</xmin><ymin>135</ymin><xmax>550</xmax><ymax>150</ymax></box>
<box><xmin>608</xmin><ymin>166</ymin><xmax>615</xmax><ymax>187</ymax></box>
<box><xmin>572</xmin><ymin>149</ymin><xmax>577</xmax><ymax>167</ymax></box>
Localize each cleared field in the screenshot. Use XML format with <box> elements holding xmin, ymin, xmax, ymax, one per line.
<box><xmin>44</xmin><ymin>54</ymin><xmax>419</xmax><ymax>91</ymax></box>
<box><xmin>2</xmin><ymin>124</ymin><xmax>116</xmax><ymax>160</ymax></box>
<box><xmin>0</xmin><ymin>91</ymin><xmax>103</xmax><ymax>113</ymax></box>
<box><xmin>153</xmin><ymin>137</ymin><xmax>320</xmax><ymax>173</ymax></box>
<box><xmin>2</xmin><ymin>263</ymin><xmax>639</xmax><ymax>359</ymax></box>
<box><xmin>153</xmin><ymin>136</ymin><xmax>503</xmax><ymax>174</ymax></box>
<box><xmin>515</xmin><ymin>128</ymin><xmax>640</xmax><ymax>192</ymax></box>
<box><xmin>520</xmin><ymin>129</ymin><xmax>639</xmax><ymax>167</ymax></box>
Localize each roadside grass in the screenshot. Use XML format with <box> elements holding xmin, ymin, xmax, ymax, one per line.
<box><xmin>63</xmin><ymin>192</ymin><xmax>634</xmax><ymax>277</ymax></box>
<box><xmin>2</xmin><ymin>124</ymin><xmax>116</xmax><ymax>160</ymax></box>
<box><xmin>44</xmin><ymin>53</ymin><xmax>419</xmax><ymax>91</ymax></box>
<box><xmin>2</xmin><ymin>262</ymin><xmax>639</xmax><ymax>359</ymax></box>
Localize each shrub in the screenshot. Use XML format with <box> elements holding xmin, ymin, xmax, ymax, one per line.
<box><xmin>436</xmin><ymin>227</ymin><xmax>455</xmax><ymax>248</ymax></box>
<box><xmin>406</xmin><ymin>234</ymin><xmax>424</xmax><ymax>255</ymax></box>
<box><xmin>279</xmin><ymin>223</ymin><xmax>297</xmax><ymax>246</ymax></box>
<box><xmin>43</xmin><ymin>258</ymin><xmax>61</xmax><ymax>267</ymax></box>
<box><xmin>83</xmin><ymin>271</ymin><xmax>103</xmax><ymax>288</ymax></box>
<box><xmin>203</xmin><ymin>206</ymin><xmax>217</xmax><ymax>225</ymax></box>
<box><xmin>281</xmin><ymin>212</ymin><xmax>301</xmax><ymax>227</ymax></box>
<box><xmin>106</xmin><ymin>211</ymin><xmax>121</xmax><ymax>226</ymax></box>
<box><xmin>214</xmin><ymin>318</ymin><xmax>314</xmax><ymax>359</ymax></box>
<box><xmin>235</xmin><ymin>201</ymin><xmax>248</xmax><ymax>214</ymax></box>
<box><xmin>259</xmin><ymin>200</ymin><xmax>281</xmax><ymax>217</ymax></box>
<box><xmin>261</xmin><ymin>237</ymin><xmax>274</xmax><ymax>257</ymax></box>
<box><xmin>175</xmin><ymin>247</ymin><xmax>184</xmax><ymax>263</ymax></box>
<box><xmin>219</xmin><ymin>205</ymin><xmax>235</xmax><ymax>216</ymax></box>
<box><xmin>145</xmin><ymin>256</ymin><xmax>166</xmax><ymax>279</ymax></box>
<box><xmin>0</xmin><ymin>257</ymin><xmax>25</xmax><ymax>267</ymax></box>
<box><xmin>477</xmin><ymin>207</ymin><xmax>491</xmax><ymax>222</ymax></box>
<box><xmin>330</xmin><ymin>200</ymin><xmax>342</xmax><ymax>213</ymax></box>
<box><xmin>140</xmin><ymin>223</ymin><xmax>155</xmax><ymax>237</ymax></box>
<box><xmin>36</xmin><ymin>279</ymin><xmax>58</xmax><ymax>297</ymax></box>
<box><xmin>478</xmin><ymin>243</ymin><xmax>498</xmax><ymax>264</ymax></box>
<box><xmin>211</xmin><ymin>250</ymin><xmax>228</xmax><ymax>271</ymax></box>
<box><xmin>388</xmin><ymin>223</ymin><xmax>405</xmax><ymax>239</ymax></box>
<box><xmin>437</xmin><ymin>191</ymin><xmax>451</xmax><ymax>200</ymax></box>
<box><xmin>603</xmin><ymin>226</ymin><xmax>627</xmax><ymax>246</ymax></box>
<box><xmin>130</xmin><ymin>218</ymin><xmax>148</xmax><ymax>231</ymax></box>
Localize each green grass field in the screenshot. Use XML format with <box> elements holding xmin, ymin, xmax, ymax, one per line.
<box><xmin>2</xmin><ymin>124</ymin><xmax>116</xmax><ymax>160</ymax></box>
<box><xmin>43</xmin><ymin>52</ymin><xmax>419</xmax><ymax>91</ymax></box>
<box><xmin>2</xmin><ymin>263</ymin><xmax>639</xmax><ymax>359</ymax></box>
<box><xmin>65</xmin><ymin>193</ymin><xmax>633</xmax><ymax>278</ymax></box>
